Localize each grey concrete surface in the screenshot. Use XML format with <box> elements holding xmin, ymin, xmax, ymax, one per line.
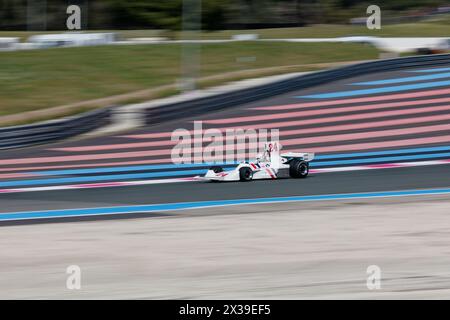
<box><xmin>2</xmin><ymin>195</ymin><xmax>450</xmax><ymax>299</ymax></box>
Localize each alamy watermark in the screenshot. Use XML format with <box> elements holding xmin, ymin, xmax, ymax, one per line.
<box><xmin>66</xmin><ymin>5</ymin><xmax>82</xmax><ymax>30</ymax></box>
<box><xmin>366</xmin><ymin>265</ymin><xmax>381</xmax><ymax>290</ymax></box>
<box><xmin>171</xmin><ymin>121</ymin><xmax>279</xmax><ymax>164</ymax></box>
<box><xmin>366</xmin><ymin>5</ymin><xmax>381</xmax><ymax>30</ymax></box>
<box><xmin>66</xmin><ymin>265</ymin><xmax>82</xmax><ymax>290</ymax></box>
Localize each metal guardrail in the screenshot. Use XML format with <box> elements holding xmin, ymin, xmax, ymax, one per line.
<box><xmin>1</xmin><ymin>53</ymin><xmax>449</xmax><ymax>150</ymax></box>
<box><xmin>0</xmin><ymin>108</ymin><xmax>111</xmax><ymax>150</ymax></box>
<box><xmin>144</xmin><ymin>53</ymin><xmax>450</xmax><ymax>125</ymax></box>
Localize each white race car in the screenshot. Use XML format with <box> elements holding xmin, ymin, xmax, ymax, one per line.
<box><xmin>201</xmin><ymin>142</ymin><xmax>314</xmax><ymax>182</ymax></box>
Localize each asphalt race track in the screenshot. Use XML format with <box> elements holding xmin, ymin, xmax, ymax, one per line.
<box><xmin>1</xmin><ymin>64</ymin><xmax>450</xmax><ymax>223</ymax></box>
<box><xmin>1</xmin><ymin>165</ymin><xmax>450</xmax><ymax>217</ymax></box>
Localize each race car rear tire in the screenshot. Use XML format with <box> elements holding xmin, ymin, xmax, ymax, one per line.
<box><xmin>289</xmin><ymin>160</ymin><xmax>309</xmax><ymax>178</ymax></box>
<box><xmin>209</xmin><ymin>166</ymin><xmax>223</xmax><ymax>173</ymax></box>
<box><xmin>239</xmin><ymin>167</ymin><xmax>253</xmax><ymax>182</ymax></box>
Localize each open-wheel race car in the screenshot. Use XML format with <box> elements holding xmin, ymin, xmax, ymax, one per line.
<box><xmin>201</xmin><ymin>142</ymin><xmax>315</xmax><ymax>182</ymax></box>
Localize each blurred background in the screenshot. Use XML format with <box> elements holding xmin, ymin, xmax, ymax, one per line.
<box><xmin>0</xmin><ymin>0</ymin><xmax>449</xmax><ymax>124</ymax></box>
<box><xmin>1</xmin><ymin>1</ymin><xmax>450</xmax><ymax>299</ymax></box>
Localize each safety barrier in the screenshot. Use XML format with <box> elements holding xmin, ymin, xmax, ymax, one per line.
<box><xmin>0</xmin><ymin>108</ymin><xmax>111</xmax><ymax>150</ymax></box>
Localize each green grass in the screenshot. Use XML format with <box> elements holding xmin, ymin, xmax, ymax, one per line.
<box><xmin>0</xmin><ymin>42</ymin><xmax>379</xmax><ymax>117</ymax></box>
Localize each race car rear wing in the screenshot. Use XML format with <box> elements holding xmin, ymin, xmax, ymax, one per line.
<box><xmin>281</xmin><ymin>152</ymin><xmax>315</xmax><ymax>162</ymax></box>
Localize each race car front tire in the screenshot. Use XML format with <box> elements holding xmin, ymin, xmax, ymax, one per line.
<box><xmin>289</xmin><ymin>159</ymin><xmax>309</xmax><ymax>178</ymax></box>
<box><xmin>239</xmin><ymin>167</ymin><xmax>253</xmax><ymax>182</ymax></box>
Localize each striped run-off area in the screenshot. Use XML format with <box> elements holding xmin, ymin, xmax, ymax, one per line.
<box><xmin>0</xmin><ymin>65</ymin><xmax>449</xmax><ymax>192</ymax></box>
